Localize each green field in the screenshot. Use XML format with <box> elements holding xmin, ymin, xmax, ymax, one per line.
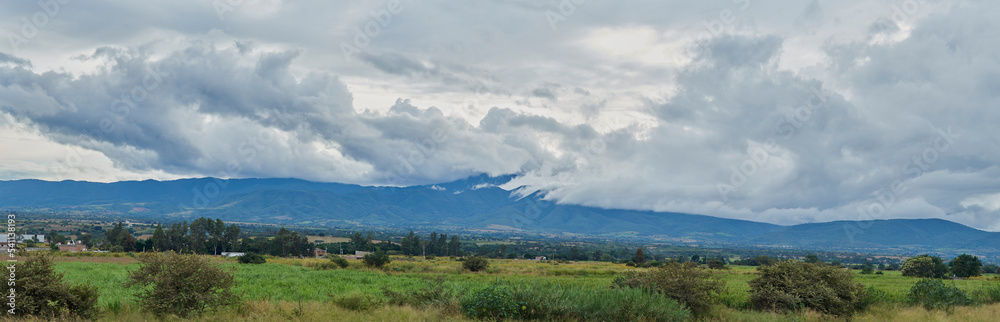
<box><xmin>47</xmin><ymin>256</ymin><xmax>1000</xmax><ymax>321</ymax></box>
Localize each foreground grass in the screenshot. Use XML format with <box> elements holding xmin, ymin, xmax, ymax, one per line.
<box><xmin>46</xmin><ymin>254</ymin><xmax>1000</xmax><ymax>320</ymax></box>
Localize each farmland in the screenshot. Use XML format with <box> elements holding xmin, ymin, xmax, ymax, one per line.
<box><xmin>37</xmin><ymin>253</ymin><xmax>1000</xmax><ymax>321</ymax></box>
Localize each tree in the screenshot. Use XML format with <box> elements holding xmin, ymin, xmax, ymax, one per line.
<box><xmin>401</xmin><ymin>231</ymin><xmax>420</xmax><ymax>256</ymax></box>
<box><xmin>592</xmin><ymin>250</ymin><xmax>603</xmax><ymax>261</ymax></box>
<box><xmin>13</xmin><ymin>253</ymin><xmax>99</xmax><ymax>319</ymax></box>
<box><xmin>860</xmin><ymin>261</ymin><xmax>875</xmax><ymax>274</ymax></box>
<box><xmin>428</xmin><ymin>232</ymin><xmax>439</xmax><ymax>256</ymax></box>
<box><xmin>707</xmin><ymin>258</ymin><xmax>727</xmax><ymax>270</ymax></box>
<box><xmin>749</xmin><ymin>261</ymin><xmax>867</xmax><ymax>317</ymax></box>
<box><xmin>949</xmin><ymin>254</ymin><xmax>982</xmax><ymax>278</ymax></box>
<box><xmin>901</xmin><ymin>255</ymin><xmax>949</xmax><ymax>278</ymax></box>
<box><xmin>803</xmin><ymin>254</ymin><xmax>821</xmax><ymax>264</ymax></box>
<box><xmin>633</xmin><ymin>248</ymin><xmax>646</xmax><ymax>264</ymax></box>
<box><xmin>448</xmin><ymin>235</ymin><xmax>461</xmax><ymax>256</ymax></box>
<box><xmin>237</xmin><ymin>252</ymin><xmax>266</xmax><ymax>264</ymax></box>
<box><xmin>363</xmin><ymin>249</ymin><xmax>391</xmax><ymax>269</ymax></box>
<box><xmin>125</xmin><ymin>252</ymin><xmax>237</xmax><ymax>317</ymax></box>
<box><xmin>151</xmin><ymin>224</ymin><xmax>168</xmax><ymax>251</ymax></box>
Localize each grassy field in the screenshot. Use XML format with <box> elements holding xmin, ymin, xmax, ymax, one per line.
<box><xmin>42</xmin><ymin>254</ymin><xmax>1000</xmax><ymax>321</ymax></box>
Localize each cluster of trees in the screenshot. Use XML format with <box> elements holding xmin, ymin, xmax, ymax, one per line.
<box><xmin>901</xmin><ymin>254</ymin><xmax>985</xmax><ymax>278</ymax></box>
<box><xmin>102</xmin><ymin>218</ymin><xmax>241</xmax><ymax>254</ymax></box>
<box><xmin>96</xmin><ymin>218</ymin><xmax>315</xmax><ymax>257</ymax></box>
<box><xmin>399</xmin><ymin>231</ymin><xmax>461</xmax><ymax>257</ymax></box>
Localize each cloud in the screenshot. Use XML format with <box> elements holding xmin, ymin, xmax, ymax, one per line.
<box><xmin>0</xmin><ymin>0</ymin><xmax>999</xmax><ymax>231</ymax></box>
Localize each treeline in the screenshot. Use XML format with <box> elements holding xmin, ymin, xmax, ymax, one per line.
<box><xmin>100</xmin><ymin>217</ymin><xmax>313</xmax><ymax>257</ymax></box>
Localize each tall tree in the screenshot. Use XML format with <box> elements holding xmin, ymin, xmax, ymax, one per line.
<box><xmin>151</xmin><ymin>224</ymin><xmax>169</xmax><ymax>251</ymax></box>
<box><xmin>950</xmin><ymin>254</ymin><xmax>983</xmax><ymax>278</ymax></box>
<box><xmin>633</xmin><ymin>248</ymin><xmax>646</xmax><ymax>264</ymax></box>
<box><xmin>427</xmin><ymin>232</ymin><xmax>438</xmax><ymax>256</ymax></box>
<box><xmin>448</xmin><ymin>235</ymin><xmax>461</xmax><ymax>256</ymax></box>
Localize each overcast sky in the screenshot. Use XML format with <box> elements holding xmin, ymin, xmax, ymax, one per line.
<box><xmin>1</xmin><ymin>0</ymin><xmax>999</xmax><ymax>230</ymax></box>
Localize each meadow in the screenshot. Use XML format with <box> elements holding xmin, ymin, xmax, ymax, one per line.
<box><xmin>41</xmin><ymin>254</ymin><xmax>1000</xmax><ymax>321</ymax></box>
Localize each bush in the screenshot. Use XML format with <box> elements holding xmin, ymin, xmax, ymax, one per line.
<box><xmin>461</xmin><ymin>283</ymin><xmax>520</xmax><ymax>320</ymax></box>
<box><xmin>613</xmin><ymin>261</ymin><xmax>723</xmax><ymax>317</ymax></box>
<box><xmin>363</xmin><ymin>250</ymin><xmax>391</xmax><ymax>269</ymax></box>
<box><xmin>949</xmin><ymin>254</ymin><xmax>983</xmax><ymax>278</ymax></box>
<box><xmin>972</xmin><ymin>285</ymin><xmax>1000</xmax><ymax>304</ymax></box>
<box><xmin>329</xmin><ymin>255</ymin><xmax>350</xmax><ymax>268</ymax></box>
<box><xmin>382</xmin><ymin>277</ymin><xmax>455</xmax><ymax>308</ymax></box>
<box><xmin>237</xmin><ymin>252</ymin><xmax>266</xmax><ymax>264</ymax></box>
<box><xmin>463</xmin><ymin>256</ymin><xmax>490</xmax><ymax>272</ymax></box>
<box><xmin>461</xmin><ymin>281</ymin><xmax>689</xmax><ymax>321</ymax></box>
<box><xmin>748</xmin><ymin>260</ymin><xmax>866</xmax><ymax>317</ymax></box>
<box><xmin>907</xmin><ymin>279</ymin><xmax>971</xmax><ymax>311</ymax></box>
<box><xmin>901</xmin><ymin>255</ymin><xmax>949</xmax><ymax>278</ymax></box>
<box><xmin>707</xmin><ymin>259</ymin><xmax>728</xmax><ymax>270</ymax></box>
<box><xmin>332</xmin><ymin>291</ymin><xmax>384</xmax><ymax>311</ymax></box>
<box><xmin>12</xmin><ymin>253</ymin><xmax>100</xmax><ymax>319</ymax></box>
<box><xmin>125</xmin><ymin>252</ymin><xmax>237</xmax><ymax>317</ymax></box>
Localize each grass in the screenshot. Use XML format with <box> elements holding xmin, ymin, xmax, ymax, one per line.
<box><xmin>45</xmin><ymin>254</ymin><xmax>1000</xmax><ymax>321</ymax></box>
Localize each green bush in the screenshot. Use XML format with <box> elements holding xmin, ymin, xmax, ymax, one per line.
<box><xmin>461</xmin><ymin>283</ymin><xmax>520</xmax><ymax>320</ymax></box>
<box><xmin>512</xmin><ymin>282</ymin><xmax>689</xmax><ymax>321</ymax></box>
<box><xmin>328</xmin><ymin>255</ymin><xmax>350</xmax><ymax>268</ymax></box>
<box><xmin>901</xmin><ymin>255</ymin><xmax>949</xmax><ymax>278</ymax></box>
<box><xmin>125</xmin><ymin>252</ymin><xmax>237</xmax><ymax>317</ymax></box>
<box><xmin>237</xmin><ymin>252</ymin><xmax>266</xmax><ymax>264</ymax></box>
<box><xmin>907</xmin><ymin>279</ymin><xmax>971</xmax><ymax>311</ymax></box>
<box><xmin>613</xmin><ymin>261</ymin><xmax>723</xmax><ymax>317</ymax></box>
<box><xmin>972</xmin><ymin>285</ymin><xmax>1000</xmax><ymax>304</ymax></box>
<box><xmin>332</xmin><ymin>291</ymin><xmax>384</xmax><ymax>311</ymax></box>
<box><xmin>463</xmin><ymin>256</ymin><xmax>490</xmax><ymax>272</ymax></box>
<box><xmin>858</xmin><ymin>286</ymin><xmax>891</xmax><ymax>309</ymax></box>
<box><xmin>748</xmin><ymin>260</ymin><xmax>866</xmax><ymax>317</ymax></box>
<box><xmin>363</xmin><ymin>250</ymin><xmax>391</xmax><ymax>269</ymax></box>
<box><xmin>12</xmin><ymin>253</ymin><xmax>100</xmax><ymax>319</ymax></box>
<box><xmin>382</xmin><ymin>277</ymin><xmax>455</xmax><ymax>308</ymax></box>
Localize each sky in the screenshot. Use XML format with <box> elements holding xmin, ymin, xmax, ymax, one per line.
<box><xmin>1</xmin><ymin>0</ymin><xmax>999</xmax><ymax>230</ymax></box>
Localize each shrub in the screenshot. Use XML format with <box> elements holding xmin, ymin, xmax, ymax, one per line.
<box><xmin>12</xmin><ymin>253</ymin><xmax>100</xmax><ymax>319</ymax></box>
<box><xmin>125</xmin><ymin>252</ymin><xmax>238</xmax><ymax>317</ymax></box>
<box><xmin>332</xmin><ymin>291</ymin><xmax>384</xmax><ymax>311</ymax></box>
<box><xmin>237</xmin><ymin>252</ymin><xmax>266</xmax><ymax>264</ymax></box>
<box><xmin>971</xmin><ymin>285</ymin><xmax>1000</xmax><ymax>304</ymax></box>
<box><xmin>748</xmin><ymin>260</ymin><xmax>866</xmax><ymax>317</ymax></box>
<box><xmin>858</xmin><ymin>286</ymin><xmax>891</xmax><ymax>309</ymax></box>
<box><xmin>363</xmin><ymin>250</ymin><xmax>391</xmax><ymax>269</ymax></box>
<box><xmin>907</xmin><ymin>279</ymin><xmax>971</xmax><ymax>311</ymax></box>
<box><xmin>463</xmin><ymin>256</ymin><xmax>490</xmax><ymax>272</ymax></box>
<box><xmin>512</xmin><ymin>282</ymin><xmax>689</xmax><ymax>321</ymax></box>
<box><xmin>949</xmin><ymin>254</ymin><xmax>983</xmax><ymax>278</ymax></box>
<box><xmin>707</xmin><ymin>259</ymin><xmax>728</xmax><ymax>270</ymax></box>
<box><xmin>613</xmin><ymin>261</ymin><xmax>723</xmax><ymax>317</ymax></box>
<box><xmin>461</xmin><ymin>283</ymin><xmax>520</xmax><ymax>320</ymax></box>
<box><xmin>382</xmin><ymin>277</ymin><xmax>455</xmax><ymax>308</ymax></box>
<box><xmin>901</xmin><ymin>255</ymin><xmax>949</xmax><ymax>278</ymax></box>
<box><xmin>328</xmin><ymin>255</ymin><xmax>350</xmax><ymax>268</ymax></box>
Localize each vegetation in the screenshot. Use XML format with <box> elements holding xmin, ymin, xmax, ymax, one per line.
<box><xmin>901</xmin><ymin>255</ymin><xmax>949</xmax><ymax>278</ymax></box>
<box><xmin>328</xmin><ymin>254</ymin><xmax>350</xmax><ymax>268</ymax></box>
<box><xmin>907</xmin><ymin>279</ymin><xmax>972</xmax><ymax>311</ymax></box>
<box><xmin>237</xmin><ymin>252</ymin><xmax>266</xmax><ymax>264</ymax></box>
<box><xmin>748</xmin><ymin>261</ymin><xmax>867</xmax><ymax>317</ymax></box>
<box><xmin>125</xmin><ymin>252</ymin><xmax>238</xmax><ymax>317</ymax></box>
<box><xmin>363</xmin><ymin>249</ymin><xmax>392</xmax><ymax>269</ymax></box>
<box><xmin>614</xmin><ymin>261</ymin><xmax>723</xmax><ymax>317</ymax></box>
<box><xmin>462</xmin><ymin>256</ymin><xmax>490</xmax><ymax>272</ymax></box>
<box><xmin>12</xmin><ymin>253</ymin><xmax>99</xmax><ymax>319</ymax></box>
<box><xmin>950</xmin><ymin>254</ymin><xmax>983</xmax><ymax>278</ymax></box>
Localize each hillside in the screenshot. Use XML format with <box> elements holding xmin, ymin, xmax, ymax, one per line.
<box><xmin>3</xmin><ymin>175</ymin><xmax>998</xmax><ymax>258</ymax></box>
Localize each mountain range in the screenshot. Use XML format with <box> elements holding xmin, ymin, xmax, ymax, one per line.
<box><xmin>2</xmin><ymin>175</ymin><xmax>997</xmax><ymax>259</ymax></box>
